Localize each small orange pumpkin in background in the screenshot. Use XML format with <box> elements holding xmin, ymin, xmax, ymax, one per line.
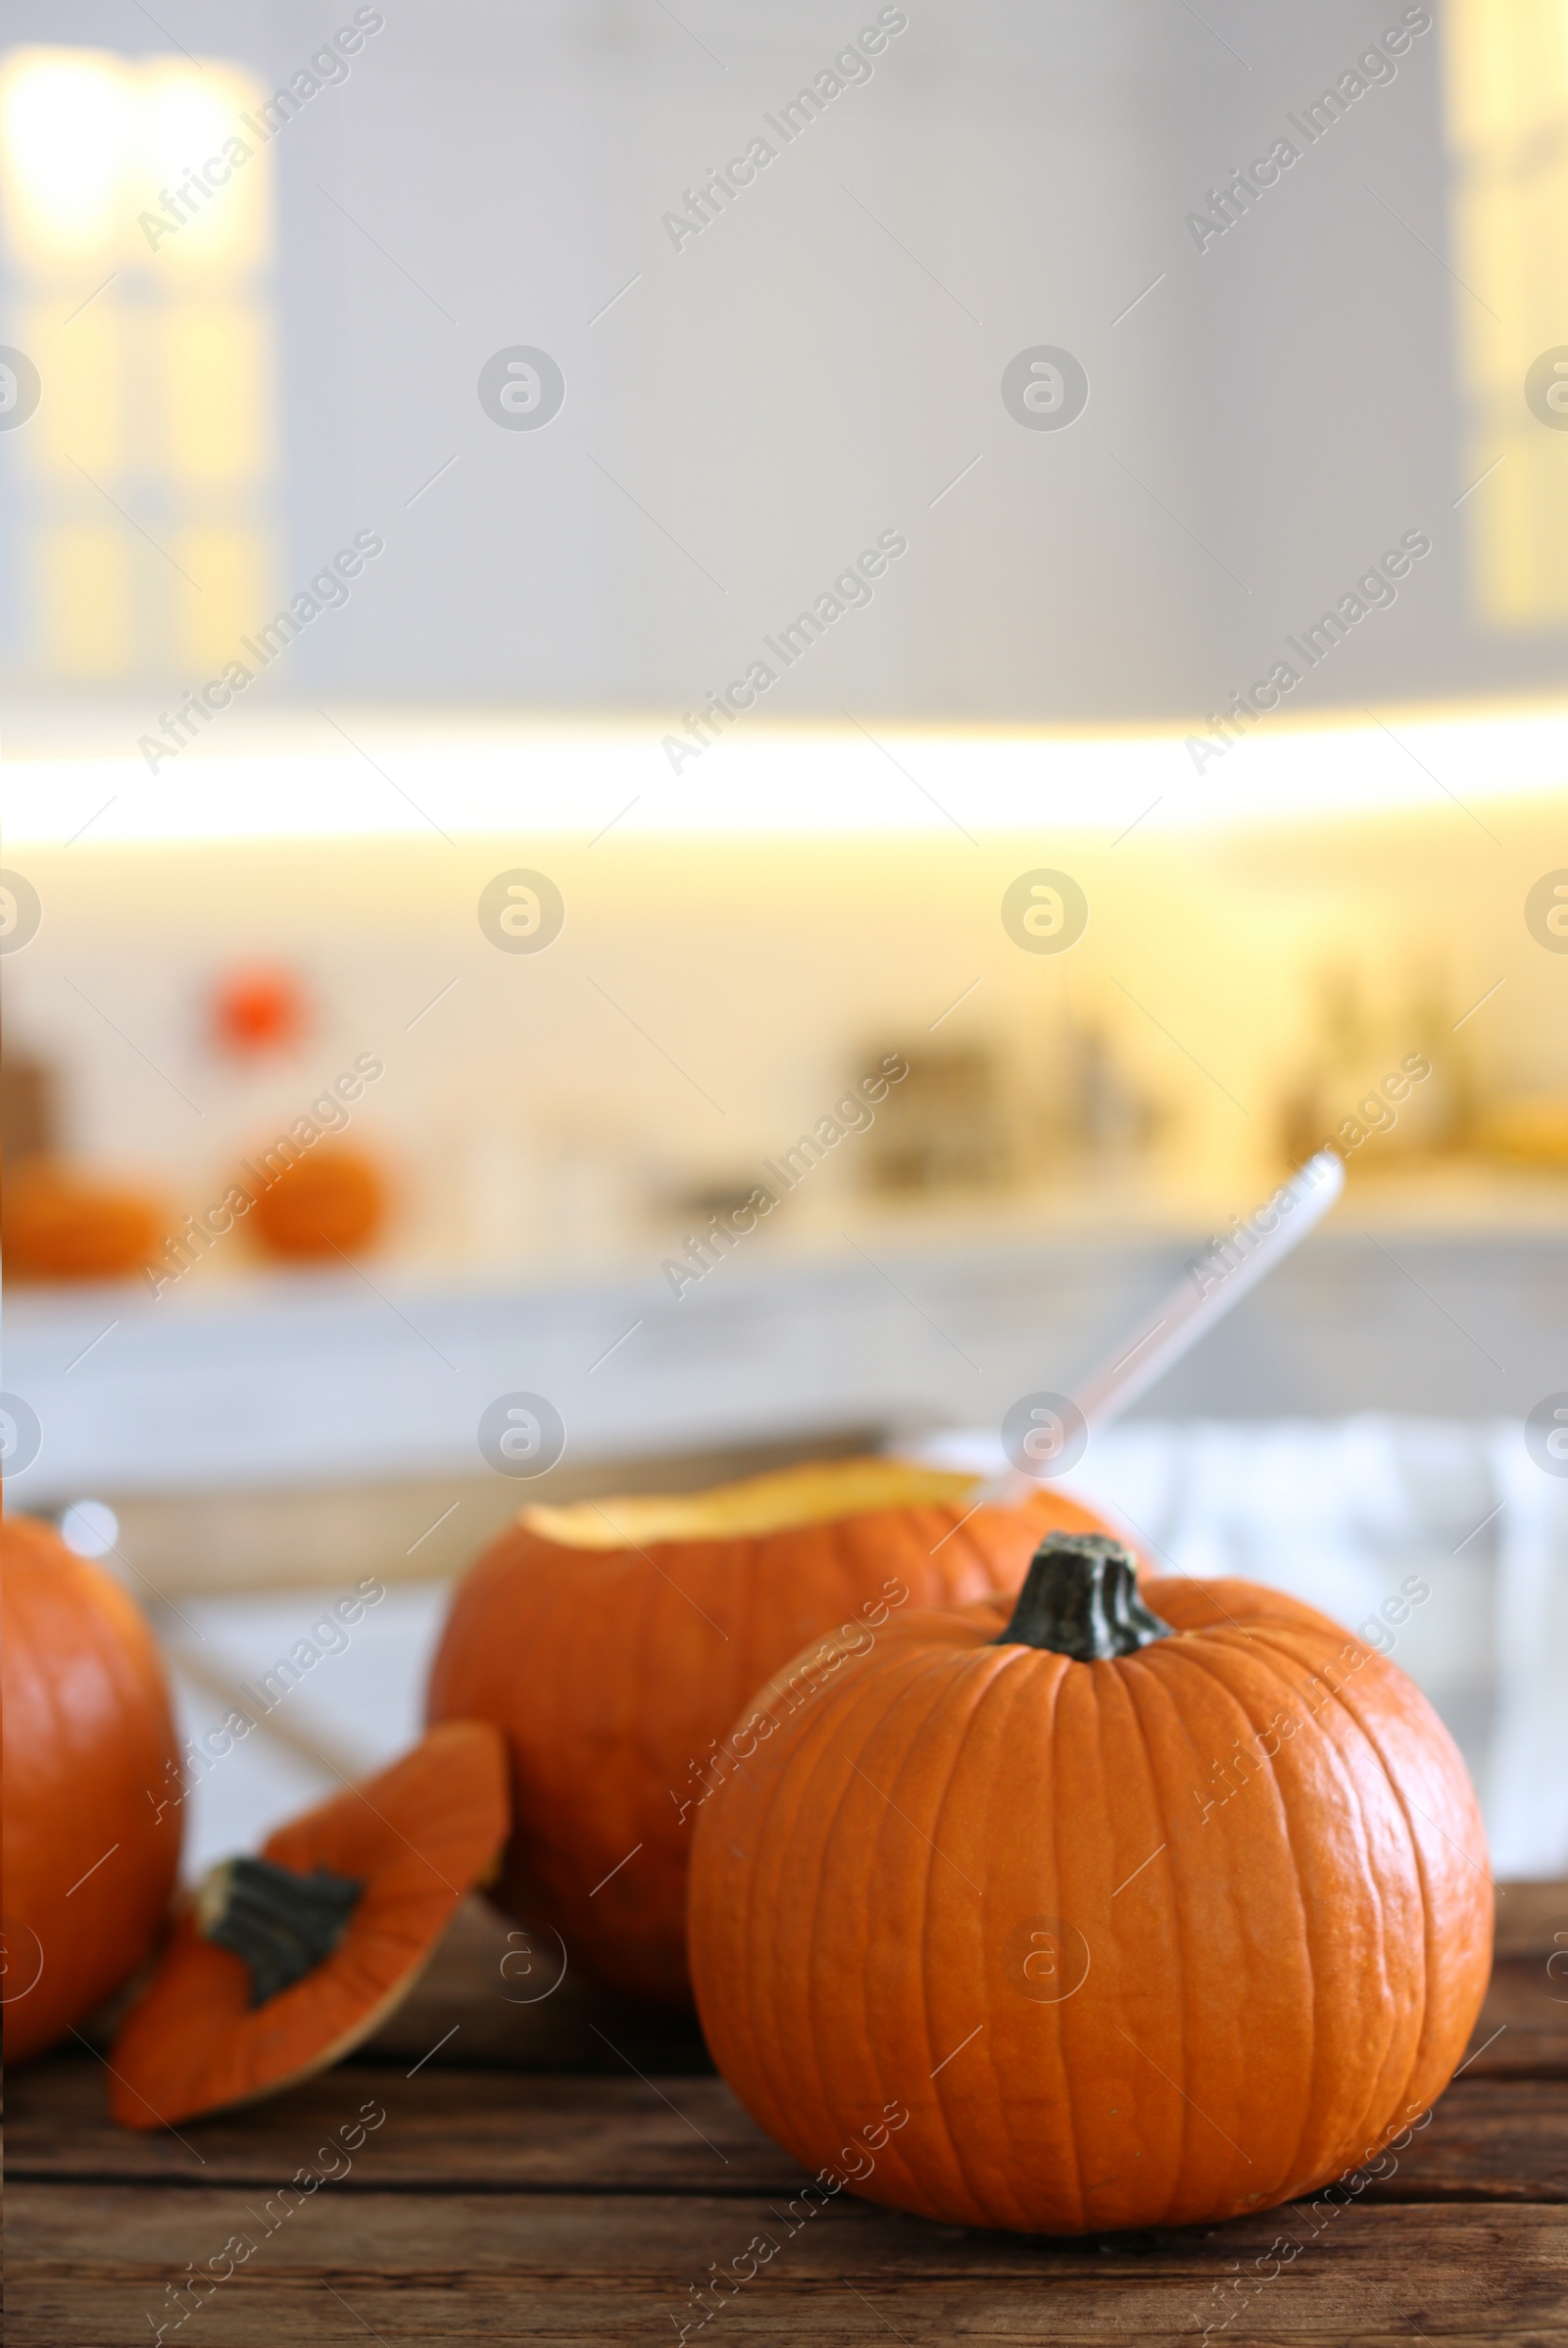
<box><xmin>689</xmin><ymin>1534</ymin><xmax>1493</xmax><ymax>2235</ymax></box>
<box><xmin>1</xmin><ymin>1159</ymin><xmax>164</xmax><ymax>1283</ymax></box>
<box><xmin>1</xmin><ymin>1514</ymin><xmax>183</xmax><ymax>2064</ymax></box>
<box><xmin>251</xmin><ymin>1144</ymin><xmax>385</xmax><ymax>1260</ymax></box>
<box><xmin>427</xmin><ymin>1456</ymin><xmax>1132</xmax><ymax>2007</ymax></box>
<box><xmin>110</xmin><ymin>1721</ymin><xmax>508</xmax><ymax>2128</ymax></box>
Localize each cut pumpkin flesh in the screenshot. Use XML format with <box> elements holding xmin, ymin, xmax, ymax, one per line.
<box><xmin>108</xmin><ymin>1721</ymin><xmax>508</xmax><ymax>2129</ymax></box>
<box><xmin>518</xmin><ymin>1456</ymin><xmax>1001</xmax><ymax>1548</ymax></box>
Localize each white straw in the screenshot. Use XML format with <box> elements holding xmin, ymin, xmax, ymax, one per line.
<box><xmin>976</xmin><ymin>1150</ymin><xmax>1345</xmax><ymax>1505</ymax></box>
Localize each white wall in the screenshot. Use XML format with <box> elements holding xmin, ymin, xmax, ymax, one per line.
<box><xmin>6</xmin><ymin>0</ymin><xmax>1561</xmax><ymax>719</ymax></box>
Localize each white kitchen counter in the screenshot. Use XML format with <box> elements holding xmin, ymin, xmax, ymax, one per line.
<box><xmin>6</xmin><ymin>1211</ymin><xmax>1562</xmax><ymax>1506</ymax></box>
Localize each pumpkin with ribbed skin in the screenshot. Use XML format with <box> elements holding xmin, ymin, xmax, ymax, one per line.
<box><xmin>688</xmin><ymin>1537</ymin><xmax>1493</xmax><ymax>2234</ymax></box>
<box><xmin>428</xmin><ymin>1457</ymin><xmax>1128</xmax><ymax>2006</ymax></box>
<box><xmin>2</xmin><ymin>1515</ymin><xmax>183</xmax><ymax>2063</ymax></box>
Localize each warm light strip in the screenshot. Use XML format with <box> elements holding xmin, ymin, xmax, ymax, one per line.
<box><xmin>4</xmin><ymin>704</ymin><xmax>1566</xmax><ymax>845</ymax></box>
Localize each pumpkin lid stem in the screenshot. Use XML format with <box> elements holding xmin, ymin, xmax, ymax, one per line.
<box><xmin>993</xmin><ymin>1534</ymin><xmax>1174</xmax><ymax>1660</ymax></box>
<box><xmin>194</xmin><ymin>1855</ymin><xmax>364</xmax><ymax>2007</ymax></box>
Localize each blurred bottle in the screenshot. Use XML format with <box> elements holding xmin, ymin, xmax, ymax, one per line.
<box><xmin>463</xmin><ymin>1129</ymin><xmax>545</xmax><ymax>1266</ymax></box>
<box><xmin>862</xmin><ymin>1046</ymin><xmax>1007</xmax><ymax>1195</ymax></box>
<box><xmin>1393</xmin><ymin>970</ymin><xmax>1472</xmax><ymax>1156</ymax></box>
<box><xmin>1065</xmin><ymin>1022</ymin><xmax>1156</xmax><ymax>1160</ymax></box>
<box><xmin>1279</xmin><ymin>969</ymin><xmax>1368</xmax><ymax>1167</ymax></box>
<box><xmin>1280</xmin><ymin>964</ymin><xmax>1469</xmax><ymax>1169</ymax></box>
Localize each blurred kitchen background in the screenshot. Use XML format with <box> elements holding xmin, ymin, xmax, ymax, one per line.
<box><xmin>2</xmin><ymin>1</ymin><xmax>1565</xmax><ymax>1882</ymax></box>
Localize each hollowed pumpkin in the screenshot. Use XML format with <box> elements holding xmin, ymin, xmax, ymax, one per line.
<box><xmin>2</xmin><ymin>1514</ymin><xmax>182</xmax><ymax>2063</ymax></box>
<box><xmin>427</xmin><ymin>1455</ymin><xmax>1130</xmax><ymax>2006</ymax></box>
<box><xmin>108</xmin><ymin>1720</ymin><xmax>508</xmax><ymax>2128</ymax></box>
<box><xmin>688</xmin><ymin>1535</ymin><xmax>1493</xmax><ymax>2234</ymax></box>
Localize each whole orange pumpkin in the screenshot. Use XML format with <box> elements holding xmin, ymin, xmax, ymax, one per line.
<box><xmin>2</xmin><ymin>1515</ymin><xmax>183</xmax><ymax>2063</ymax></box>
<box><xmin>2</xmin><ymin>1159</ymin><xmax>164</xmax><ymax>1283</ymax></box>
<box><xmin>251</xmin><ymin>1144</ymin><xmax>385</xmax><ymax>1259</ymax></box>
<box><xmin>688</xmin><ymin>1534</ymin><xmax>1493</xmax><ymax>2233</ymax></box>
<box><xmin>427</xmin><ymin>1457</ymin><xmax>1130</xmax><ymax>2006</ymax></box>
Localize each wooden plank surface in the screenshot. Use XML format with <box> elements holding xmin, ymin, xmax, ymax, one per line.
<box><xmin>9</xmin><ymin>1882</ymin><xmax>1566</xmax><ymax>2347</ymax></box>
<box><xmin>1469</xmin><ymin>1956</ymin><xmax>1568</xmax><ymax>2078</ymax></box>
<box><xmin>11</xmin><ymin>2061</ymin><xmax>1568</xmax><ymax>2204</ymax></box>
<box><xmin>1493</xmin><ymin>1881</ymin><xmax>1568</xmax><ymax>1959</ymax></box>
<box><xmin>9</xmin><ymin>2188</ymin><xmax>1566</xmax><ymax>2344</ymax></box>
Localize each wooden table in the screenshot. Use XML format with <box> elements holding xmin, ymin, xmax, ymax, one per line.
<box><xmin>10</xmin><ymin>1884</ymin><xmax>1566</xmax><ymax>2344</ymax></box>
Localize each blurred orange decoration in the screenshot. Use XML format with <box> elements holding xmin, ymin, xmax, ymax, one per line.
<box><xmin>210</xmin><ymin>965</ymin><xmax>310</xmax><ymax>1056</ymax></box>
<box><xmin>1</xmin><ymin>1158</ymin><xmax>164</xmax><ymax>1283</ymax></box>
<box><xmin>251</xmin><ymin>1145</ymin><xmax>387</xmax><ymax>1260</ymax></box>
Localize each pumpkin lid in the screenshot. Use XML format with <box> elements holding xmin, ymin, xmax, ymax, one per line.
<box><xmin>107</xmin><ymin>1720</ymin><xmax>509</xmax><ymax>2129</ymax></box>
<box><xmin>517</xmin><ymin>1454</ymin><xmax>986</xmax><ymax>1549</ymax></box>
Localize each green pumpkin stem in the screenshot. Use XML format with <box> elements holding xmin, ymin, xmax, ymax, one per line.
<box><xmin>994</xmin><ymin>1533</ymin><xmax>1174</xmax><ymax>1660</ymax></box>
<box><xmin>194</xmin><ymin>1855</ymin><xmax>364</xmax><ymax>2007</ymax></box>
